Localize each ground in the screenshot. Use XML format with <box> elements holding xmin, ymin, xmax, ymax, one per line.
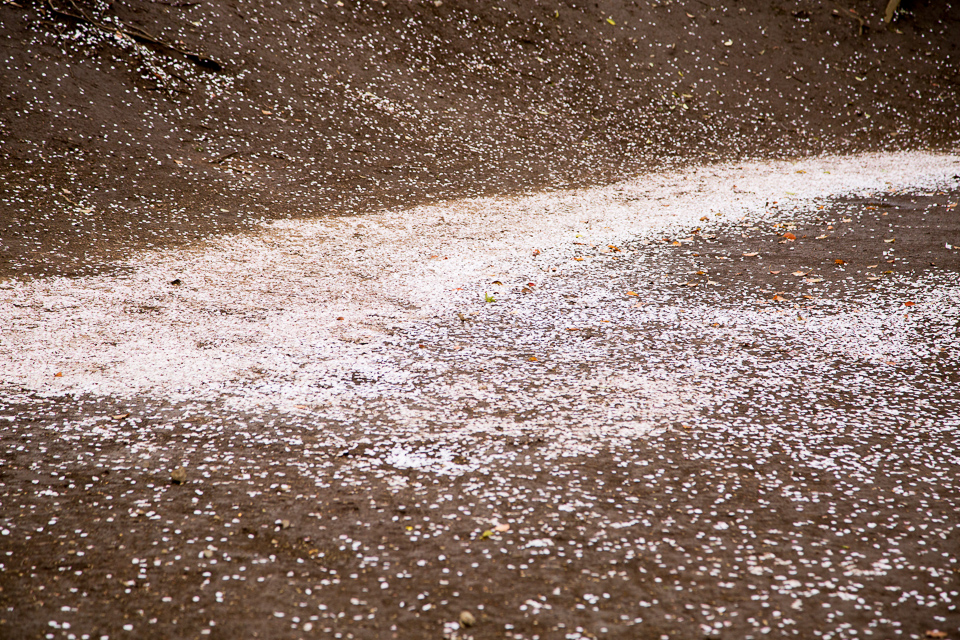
<box><xmin>1</xmin><ymin>1</ymin><xmax>960</xmax><ymax>640</ymax></box>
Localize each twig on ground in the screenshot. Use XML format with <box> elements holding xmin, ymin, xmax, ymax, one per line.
<box><xmin>884</xmin><ymin>0</ymin><xmax>902</xmax><ymax>25</ymax></box>
<box><xmin>43</xmin><ymin>0</ymin><xmax>222</xmax><ymax>71</ymax></box>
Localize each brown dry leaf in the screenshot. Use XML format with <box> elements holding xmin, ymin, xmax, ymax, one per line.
<box><xmin>574</xmin><ymin>257</ymin><xmax>584</xmax><ymax>261</ymax></box>
<box><xmin>867</xmin><ymin>276</ymin><xmax>881</xmax><ymax>281</ymax></box>
<box><xmin>805</xmin><ymin>277</ymin><xmax>824</xmax><ymax>283</ymax></box>
<box><xmin>924</xmin><ymin>632</ymin><xmax>947</xmax><ymax>640</ymax></box>
<box><xmin>112</xmin><ymin>413</ymin><xmax>130</xmax><ymax>420</ymax></box>
<box><xmin>769</xmin><ymin>270</ymin><xmax>781</xmax><ymax>275</ymax></box>
<box><xmin>904</xmin><ymin>301</ymin><xmax>916</xmax><ymax>307</ymax></box>
<box><xmin>772</xmin><ymin>294</ymin><xmax>787</xmax><ymax>302</ymax></box>
<box><xmin>783</xmin><ymin>232</ymin><xmax>797</xmax><ymax>240</ymax></box>
<box><xmin>867</xmin><ymin>264</ymin><xmax>878</xmax><ymax>268</ymax></box>
<box><xmin>792</xmin><ymin>270</ymin><xmax>807</xmax><ymax>276</ymax></box>
<box><xmin>884</xmin><ymin>238</ymin><xmax>896</xmax><ymax>243</ymax></box>
<box><xmin>816</xmin><ymin>234</ymin><xmax>829</xmax><ymax>239</ymax></box>
<box><xmin>261</xmin><ymin>109</ymin><xmax>272</xmax><ymax>115</ymax></box>
<box><xmin>626</xmin><ymin>291</ymin><xmax>639</xmax><ymax>297</ymax></box>
<box><xmin>835</xmin><ymin>259</ymin><xmax>845</xmax><ymax>265</ymax></box>
<box><xmin>671</xmin><ymin>241</ymin><xmax>682</xmax><ymax>246</ymax></box>
<box><xmin>699</xmin><ymin>215</ymin><xmax>710</xmax><ymax>221</ymax></box>
<box><xmin>743</xmin><ymin>252</ymin><xmax>759</xmax><ymax>257</ymax></box>
<box><xmin>528</xmin><ymin>356</ymin><xmax>538</xmax><ymax>362</ymax></box>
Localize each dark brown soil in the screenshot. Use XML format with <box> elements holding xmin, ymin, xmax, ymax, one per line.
<box><xmin>2</xmin><ymin>0</ymin><xmax>959</xmax><ymax>279</ymax></box>
<box><xmin>2</xmin><ymin>3</ymin><xmax>960</xmax><ymax>640</ymax></box>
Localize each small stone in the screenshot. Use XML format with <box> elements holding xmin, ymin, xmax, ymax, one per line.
<box><xmin>459</xmin><ymin>610</ymin><xmax>476</xmax><ymax>627</ymax></box>
<box><xmin>170</xmin><ymin>467</ymin><xmax>187</xmax><ymax>484</ymax></box>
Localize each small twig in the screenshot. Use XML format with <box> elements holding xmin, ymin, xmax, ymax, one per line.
<box><xmin>832</xmin><ymin>5</ymin><xmax>866</xmax><ymax>36</ymax></box>
<box><xmin>211</xmin><ymin>150</ymin><xmax>238</xmax><ymax>164</ymax></box>
<box><xmin>147</xmin><ymin>0</ymin><xmax>200</xmax><ymax>6</ymax></box>
<box><xmin>44</xmin><ymin>0</ymin><xmax>221</xmax><ymax>71</ymax></box>
<box><xmin>884</xmin><ymin>0</ymin><xmax>901</xmax><ymax>24</ymax></box>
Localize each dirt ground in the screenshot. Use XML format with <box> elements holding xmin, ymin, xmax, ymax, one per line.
<box><xmin>2</xmin><ymin>1</ymin><xmax>960</xmax><ymax>640</ymax></box>
<box><xmin>2</xmin><ymin>0</ymin><xmax>959</xmax><ymax>279</ymax></box>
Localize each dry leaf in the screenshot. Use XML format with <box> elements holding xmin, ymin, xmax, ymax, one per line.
<box><xmin>626</xmin><ymin>291</ymin><xmax>639</xmax><ymax>297</ymax></box>
<box><xmin>816</xmin><ymin>234</ymin><xmax>828</xmax><ymax>239</ymax></box>
<box><xmin>792</xmin><ymin>270</ymin><xmax>807</xmax><ymax>276</ymax></box>
<box><xmin>112</xmin><ymin>413</ymin><xmax>130</xmax><ymax>420</ymax></box>
<box><xmin>783</xmin><ymin>232</ymin><xmax>796</xmax><ymax>240</ymax></box>
<box><xmin>772</xmin><ymin>294</ymin><xmax>787</xmax><ymax>302</ymax></box>
<box><xmin>494</xmin><ymin>523</ymin><xmax>510</xmax><ymax>532</ymax></box>
<box><xmin>528</xmin><ymin>356</ymin><xmax>538</xmax><ymax>362</ymax></box>
<box><xmin>904</xmin><ymin>301</ymin><xmax>916</xmax><ymax>307</ymax></box>
<box><xmin>835</xmin><ymin>259</ymin><xmax>845</xmax><ymax>265</ymax></box>
<box><xmin>884</xmin><ymin>238</ymin><xmax>896</xmax><ymax>243</ymax></box>
<box><xmin>924</xmin><ymin>632</ymin><xmax>947</xmax><ymax>640</ymax></box>
<box><xmin>769</xmin><ymin>270</ymin><xmax>781</xmax><ymax>274</ymax></box>
<box><xmin>805</xmin><ymin>277</ymin><xmax>824</xmax><ymax>283</ymax></box>
<box><xmin>743</xmin><ymin>252</ymin><xmax>759</xmax><ymax>257</ymax></box>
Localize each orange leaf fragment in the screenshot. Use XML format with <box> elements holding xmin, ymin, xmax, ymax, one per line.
<box><xmin>494</xmin><ymin>523</ymin><xmax>511</xmax><ymax>533</ymax></box>
<box><xmin>783</xmin><ymin>232</ymin><xmax>797</xmax><ymax>240</ymax></box>
<box><xmin>528</xmin><ymin>356</ymin><xmax>538</xmax><ymax>362</ymax></box>
<box><xmin>743</xmin><ymin>252</ymin><xmax>759</xmax><ymax>257</ymax></box>
<box><xmin>792</xmin><ymin>270</ymin><xmax>807</xmax><ymax>276</ymax></box>
<box><xmin>772</xmin><ymin>294</ymin><xmax>787</xmax><ymax>302</ymax></box>
<box><xmin>835</xmin><ymin>259</ymin><xmax>845</xmax><ymax>265</ymax></box>
<box><xmin>626</xmin><ymin>291</ymin><xmax>639</xmax><ymax>297</ymax></box>
<box><xmin>904</xmin><ymin>301</ymin><xmax>915</xmax><ymax>307</ymax></box>
<box><xmin>54</xmin><ymin>371</ymin><xmax>63</xmax><ymax>378</ymax></box>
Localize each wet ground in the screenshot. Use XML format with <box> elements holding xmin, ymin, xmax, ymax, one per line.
<box><xmin>3</xmin><ymin>0</ymin><xmax>960</xmax><ymax>637</ymax></box>
<box><xmin>2</xmin><ymin>176</ymin><xmax>958</xmax><ymax>639</ymax></box>
<box><xmin>3</xmin><ymin>0</ymin><xmax>960</xmax><ymax>280</ymax></box>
